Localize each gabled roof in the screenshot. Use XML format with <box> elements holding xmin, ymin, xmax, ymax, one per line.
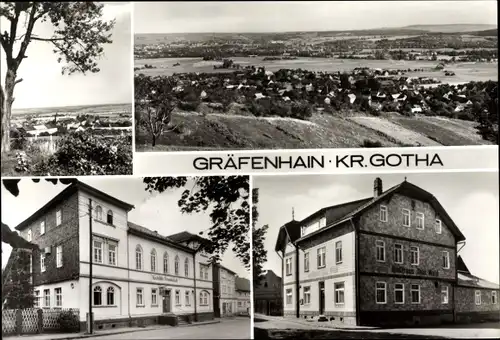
<box><xmin>276</xmin><ymin>180</ymin><xmax>465</xmax><ymax>251</ymax></box>
<box><xmin>457</xmin><ymin>255</ymin><xmax>471</xmax><ymax>274</ymax></box>
<box><xmin>15</xmin><ymin>181</ymin><xmax>135</xmax><ymax>231</ymax></box>
<box><xmin>456</xmin><ymin>257</ymin><xmax>499</xmax><ymax>289</ymax></box>
<box><xmin>235</xmin><ymin>277</ymin><xmax>251</xmax><ymax>292</ymax></box>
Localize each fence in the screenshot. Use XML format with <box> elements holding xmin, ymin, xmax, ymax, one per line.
<box><xmin>2</xmin><ymin>308</ymin><xmax>80</xmax><ymax>336</ymax></box>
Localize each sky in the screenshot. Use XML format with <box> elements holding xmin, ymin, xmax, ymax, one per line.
<box><xmin>0</xmin><ymin>3</ymin><xmax>132</xmax><ymax>109</ymax></box>
<box><xmin>134</xmin><ymin>1</ymin><xmax>497</xmax><ymax>34</ymax></box>
<box><xmin>1</xmin><ymin>178</ymin><xmax>249</xmax><ymax>279</ymax></box>
<box><xmin>254</xmin><ymin>172</ymin><xmax>499</xmax><ymax>285</ymax></box>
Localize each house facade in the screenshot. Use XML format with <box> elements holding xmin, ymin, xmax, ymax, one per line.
<box><xmin>14</xmin><ymin>181</ymin><xmax>215</xmax><ymax>330</ymax></box>
<box><xmin>253</xmin><ymin>270</ymin><xmax>283</xmax><ymax>316</ymax></box>
<box><xmin>235</xmin><ymin>277</ymin><xmax>251</xmax><ymax>315</ymax></box>
<box><xmin>212</xmin><ymin>264</ymin><xmax>238</xmax><ymax>317</ymax></box>
<box><xmin>275</xmin><ymin>178</ymin><xmax>499</xmax><ymax>327</ymax></box>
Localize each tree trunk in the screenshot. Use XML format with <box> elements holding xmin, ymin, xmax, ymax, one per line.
<box><xmin>1</xmin><ymin>70</ymin><xmax>16</xmax><ymax>153</ymax></box>
<box><xmin>152</xmin><ymin>134</ymin><xmax>156</xmax><ymax>147</ymax></box>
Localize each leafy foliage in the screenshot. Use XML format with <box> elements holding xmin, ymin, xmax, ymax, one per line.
<box><xmin>31</xmin><ymin>131</ymin><xmax>132</xmax><ymax>176</ymax></box>
<box><xmin>135</xmin><ymin>75</ymin><xmax>178</xmax><ymax>146</ymax></box>
<box><xmin>144</xmin><ymin>176</ymin><xmax>250</xmax><ymax>268</ymax></box>
<box><xmin>252</xmin><ymin>188</ymin><xmax>268</xmax><ymax>286</ymax></box>
<box><xmin>57</xmin><ymin>310</ymin><xmax>79</xmax><ymax>332</ymax></box>
<box><xmin>2</xmin><ymin>249</ymin><xmax>35</xmax><ymax>309</ymax></box>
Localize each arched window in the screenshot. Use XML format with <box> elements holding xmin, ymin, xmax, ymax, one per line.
<box><xmin>184</xmin><ymin>258</ymin><xmax>189</xmax><ymax>277</ymax></box>
<box><xmin>135</xmin><ymin>245</ymin><xmax>143</xmax><ymax>270</ymax></box>
<box><xmin>200</xmin><ymin>290</ymin><xmax>209</xmax><ymax>306</ymax></box>
<box><xmin>151</xmin><ymin>249</ymin><xmax>157</xmax><ymax>272</ymax></box>
<box><xmin>107</xmin><ymin>210</ymin><xmax>113</xmax><ymax>225</ymax></box>
<box><xmin>174</xmin><ymin>256</ymin><xmax>179</xmax><ymax>275</ymax></box>
<box><xmin>107</xmin><ymin>287</ymin><xmax>115</xmax><ymax>305</ymax></box>
<box><xmin>163</xmin><ymin>252</ymin><xmax>169</xmax><ymax>274</ymax></box>
<box><xmin>93</xmin><ymin>286</ymin><xmax>102</xmax><ymax>306</ymax></box>
<box><xmin>95</xmin><ymin>206</ymin><xmax>103</xmax><ymax>220</ymax></box>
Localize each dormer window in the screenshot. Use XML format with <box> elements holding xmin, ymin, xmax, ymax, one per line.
<box><xmin>435</xmin><ymin>219</ymin><xmax>442</xmax><ymax>234</ymax></box>
<box><xmin>380</xmin><ymin>205</ymin><xmax>388</xmax><ymax>222</ymax></box>
<box><xmin>95</xmin><ymin>206</ymin><xmax>103</xmax><ymax>221</ymax></box>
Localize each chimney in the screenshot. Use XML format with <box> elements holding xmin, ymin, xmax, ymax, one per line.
<box><xmin>374</xmin><ymin>177</ymin><xmax>383</xmax><ymax>197</ymax></box>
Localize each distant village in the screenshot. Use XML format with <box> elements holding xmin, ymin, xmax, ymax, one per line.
<box><xmin>136</xmin><ymin>65</ymin><xmax>495</xmax><ymax>123</ymax></box>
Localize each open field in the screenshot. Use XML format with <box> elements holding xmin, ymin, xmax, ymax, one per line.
<box><xmin>135</xmin><ymin>111</ymin><xmax>492</xmax><ymax>151</ymax></box>
<box><xmin>12</xmin><ymin>103</ymin><xmax>132</xmax><ymax>117</ymax></box>
<box><xmin>135</xmin><ymin>57</ymin><xmax>497</xmax><ymax>83</ymax></box>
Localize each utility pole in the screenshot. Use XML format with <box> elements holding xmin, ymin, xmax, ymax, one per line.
<box><xmin>87</xmin><ymin>198</ymin><xmax>93</xmax><ymax>334</ymax></box>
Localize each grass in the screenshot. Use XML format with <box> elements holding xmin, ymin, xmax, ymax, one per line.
<box><xmin>254</xmin><ymin>327</ymin><xmax>447</xmax><ymax>340</ymax></box>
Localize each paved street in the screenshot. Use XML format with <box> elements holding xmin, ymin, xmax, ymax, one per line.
<box><xmin>88</xmin><ymin>317</ymin><xmax>251</xmax><ymax>339</ymax></box>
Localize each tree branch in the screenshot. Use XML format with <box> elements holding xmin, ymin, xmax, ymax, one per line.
<box><xmin>15</xmin><ymin>3</ymin><xmax>37</xmax><ymax>64</ymax></box>
<box><xmin>30</xmin><ymin>36</ymin><xmax>65</xmax><ymax>42</ymax></box>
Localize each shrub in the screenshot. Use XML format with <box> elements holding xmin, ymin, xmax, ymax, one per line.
<box><xmin>178</xmin><ymin>100</ymin><xmax>200</xmax><ymax>112</ymax></box>
<box><xmin>58</xmin><ymin>310</ymin><xmax>79</xmax><ymax>332</ymax></box>
<box><xmin>362</xmin><ymin>139</ymin><xmax>383</xmax><ymax>148</ymax></box>
<box><xmin>290</xmin><ymin>101</ymin><xmax>312</xmax><ymax>120</ymax></box>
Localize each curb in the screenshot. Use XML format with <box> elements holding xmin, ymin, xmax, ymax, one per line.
<box><xmin>178</xmin><ymin>320</ymin><xmax>221</xmax><ymax>327</ymax></box>
<box><xmin>56</xmin><ymin>326</ymin><xmax>167</xmax><ymax>340</ymax></box>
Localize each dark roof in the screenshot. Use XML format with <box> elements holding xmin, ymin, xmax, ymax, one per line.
<box><xmin>457</xmin><ymin>255</ymin><xmax>471</xmax><ymax>274</ymax></box>
<box><xmin>15</xmin><ymin>181</ymin><xmax>135</xmax><ymax>231</ymax></box>
<box><xmin>216</xmin><ymin>263</ymin><xmax>237</xmax><ymax>276</ymax></box>
<box><xmin>235</xmin><ymin>277</ymin><xmax>251</xmax><ymax>292</ymax></box>
<box><xmin>167</xmin><ymin>231</ymin><xmax>210</xmax><ymax>246</ymax></box>
<box><xmin>276</xmin><ymin>180</ymin><xmax>465</xmax><ymax>252</ymax></box>
<box><xmin>127</xmin><ymin>222</ymin><xmax>194</xmax><ymax>253</ymax></box>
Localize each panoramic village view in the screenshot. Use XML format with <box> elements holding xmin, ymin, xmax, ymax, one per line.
<box><xmin>0</xmin><ymin>2</ymin><xmax>133</xmax><ymax>176</ymax></box>
<box><xmin>134</xmin><ymin>1</ymin><xmax>498</xmax><ymax>151</ymax></box>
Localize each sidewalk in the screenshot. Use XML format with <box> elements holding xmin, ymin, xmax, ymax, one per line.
<box><xmin>3</xmin><ymin>319</ymin><xmax>221</xmax><ymax>340</ymax></box>
<box><xmin>254</xmin><ymin>313</ymin><xmax>376</xmax><ymax>330</ymax></box>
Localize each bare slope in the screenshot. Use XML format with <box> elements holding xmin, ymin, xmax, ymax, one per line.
<box><xmin>135</xmin><ymin>112</ymin><xmax>491</xmax><ymax>151</ymax></box>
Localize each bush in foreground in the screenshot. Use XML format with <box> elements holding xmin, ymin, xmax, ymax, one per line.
<box><xmin>32</xmin><ymin>132</ymin><xmax>132</xmax><ymax>176</ymax></box>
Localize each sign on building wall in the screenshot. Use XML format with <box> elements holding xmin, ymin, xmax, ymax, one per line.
<box><xmin>152</xmin><ymin>274</ymin><xmax>179</xmax><ymax>283</ymax></box>
<box><xmin>391</xmin><ymin>265</ymin><xmax>439</xmax><ymax>277</ymax></box>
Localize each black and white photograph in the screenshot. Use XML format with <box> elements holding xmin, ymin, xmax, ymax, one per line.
<box><xmin>1</xmin><ymin>2</ymin><xmax>133</xmax><ymax>176</ymax></box>
<box><xmin>134</xmin><ymin>1</ymin><xmax>497</xmax><ymax>152</ymax></box>
<box><xmin>1</xmin><ymin>176</ymin><xmax>251</xmax><ymax>339</ymax></box>
<box><xmin>252</xmin><ymin>172</ymin><xmax>499</xmax><ymax>339</ymax></box>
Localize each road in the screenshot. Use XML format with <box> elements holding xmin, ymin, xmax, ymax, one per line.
<box><xmin>90</xmin><ymin>318</ymin><xmax>251</xmax><ymax>339</ymax></box>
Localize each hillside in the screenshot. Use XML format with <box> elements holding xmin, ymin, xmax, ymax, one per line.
<box><xmin>135</xmin><ymin>111</ymin><xmax>492</xmax><ymax>151</ymax></box>
<box><xmin>403</xmin><ymin>24</ymin><xmax>497</xmax><ymax>33</ymax></box>
<box><xmin>467</xmin><ymin>28</ymin><xmax>498</xmax><ymax>36</ymax></box>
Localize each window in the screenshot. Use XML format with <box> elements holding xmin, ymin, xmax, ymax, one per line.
<box><xmin>200</xmin><ymin>266</ymin><xmax>204</xmax><ymax>278</ymax></box>
<box><xmin>394</xmin><ymin>283</ymin><xmax>404</xmax><ymax>304</ymax></box>
<box><xmin>442</xmin><ymin>251</ymin><xmax>450</xmax><ymax>269</ymax></box>
<box><xmin>184</xmin><ymin>258</ymin><xmax>189</xmax><ymax>277</ymax></box>
<box><xmin>380</xmin><ymin>205</ymin><xmax>388</xmax><ymax>222</ymax></box>
<box><xmin>29</xmin><ymin>254</ymin><xmax>32</xmax><ymax>277</ymax></box>
<box><xmin>205</xmin><ymin>267</ymin><xmax>208</xmax><ymax>280</ymax></box>
<box><xmin>334</xmin><ymin>282</ymin><xmax>345</xmax><ymax>304</ymax></box>
<box><xmin>55</xmin><ymin>288</ymin><xmax>62</xmax><ymax>307</ymax></box>
<box><xmin>475</xmin><ymin>291</ymin><xmax>481</xmax><ymax>305</ymax></box>
<box><xmin>376</xmin><ymin>240</ymin><xmax>385</xmax><ymax>262</ymax></box>
<box><xmin>441</xmin><ymin>286</ymin><xmax>449</xmax><ymax>304</ymax></box>
<box><xmin>303</xmin><ymin>286</ymin><xmax>311</xmax><ymax>304</ymax></box>
<box><xmin>34</xmin><ymin>290</ymin><xmax>40</xmax><ymax>308</ymax></box>
<box><xmin>285</xmin><ymin>257</ymin><xmax>292</xmax><ymax>276</ymax></box>
<box><xmin>96</xmin><ymin>205</ymin><xmax>103</xmax><ymax>220</ymax></box>
<box><xmin>304</xmin><ymin>252</ymin><xmax>309</xmax><ymax>272</ymax></box>
<box><xmin>175</xmin><ymin>256</ymin><xmax>180</xmax><ymax>275</ymax></box>
<box><xmin>93</xmin><ymin>286</ymin><xmax>102</xmax><ymax>306</ymax></box>
<box><xmin>175</xmin><ymin>290</ymin><xmax>180</xmax><ymax>305</ymax></box>
<box><xmin>435</xmin><ymin>219</ymin><xmax>442</xmax><ymax>234</ymax></box>
<box><xmin>108</xmin><ymin>242</ymin><xmax>117</xmax><ymax>266</ymax></box>
<box><xmin>151</xmin><ymin>249</ymin><xmax>157</xmax><ymax>272</ymax></box>
<box><xmin>317</xmin><ymin>247</ymin><xmax>326</xmax><ymax>268</ymax></box>
<box><xmin>93</xmin><ymin>239</ymin><xmax>103</xmax><ymax>263</ymax></box>
<box><xmin>27</xmin><ymin>229</ymin><xmax>32</xmax><ymax>242</ymax></box>
<box><xmin>402</xmin><ymin>209</ymin><xmax>411</xmax><ymax>227</ymax></box>
<box><xmin>416</xmin><ymin>212</ymin><xmax>424</xmax><ymax>230</ymax></box>
<box><xmin>43</xmin><ymin>289</ymin><xmax>50</xmax><ymax>307</ymax></box>
<box><xmin>107</xmin><ymin>287</ymin><xmax>115</xmax><ymax>305</ymax></box>
<box><xmin>135</xmin><ymin>245</ymin><xmax>143</xmax><ymax>270</ymax></box>
<box><xmin>335</xmin><ymin>241</ymin><xmax>343</xmax><ymax>264</ymax></box>
<box><xmin>393</xmin><ymin>244</ymin><xmax>403</xmax><ymax>264</ymax></box>
<box><xmin>106</xmin><ymin>210</ymin><xmax>113</xmax><ymax>225</ymax></box>
<box><xmin>200</xmin><ymin>291</ymin><xmax>209</xmax><ymax>305</ymax></box>
<box><xmin>411</xmin><ymin>284</ymin><xmax>420</xmax><ymax>304</ymax></box>
<box><xmin>40</xmin><ymin>221</ymin><xmax>45</xmax><ymax>235</ymax></box>
<box><xmin>410</xmin><ymin>246</ymin><xmax>419</xmax><ymax>265</ymax></box>
<box><xmin>163</xmin><ymin>252</ymin><xmax>169</xmax><ymax>274</ymax></box>
<box><xmin>41</xmin><ymin>253</ymin><xmax>46</xmax><ymax>272</ymax></box>
<box><xmin>286</xmin><ymin>289</ymin><xmax>293</xmax><ymax>305</ymax></box>
<box><xmin>56</xmin><ymin>210</ymin><xmax>62</xmax><ymax>226</ymax></box>
<box><xmin>185</xmin><ymin>291</ymin><xmax>190</xmax><ymax>306</ymax></box>
<box><xmin>319</xmin><ymin>217</ymin><xmax>326</xmax><ymax>228</ymax></box>
<box><xmin>376</xmin><ymin>282</ymin><xmax>386</xmax><ymax>304</ymax></box>
<box><xmin>56</xmin><ymin>245</ymin><xmax>63</xmax><ymax>268</ymax></box>
<box><xmin>152</xmin><ymin>288</ymin><xmax>158</xmax><ymax>306</ymax></box>
<box><xmin>137</xmin><ymin>288</ymin><xmax>144</xmax><ymax>306</ymax></box>
<box><xmin>492</xmin><ymin>291</ymin><xmax>497</xmax><ymax>304</ymax></box>
<box><xmin>238</xmin><ymin>301</ymin><xmax>242</xmax><ymax>307</ymax></box>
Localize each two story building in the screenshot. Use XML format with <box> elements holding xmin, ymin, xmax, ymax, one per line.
<box><xmin>13</xmin><ymin>180</ymin><xmax>215</xmax><ymax>330</ymax></box>
<box><xmin>235</xmin><ymin>277</ymin><xmax>251</xmax><ymax>315</ymax></box>
<box><xmin>253</xmin><ymin>270</ymin><xmax>283</xmax><ymax>316</ymax></box>
<box><xmin>212</xmin><ymin>264</ymin><xmax>238</xmax><ymax>317</ymax></box>
<box><xmin>275</xmin><ymin>178</ymin><xmax>499</xmax><ymax>327</ymax></box>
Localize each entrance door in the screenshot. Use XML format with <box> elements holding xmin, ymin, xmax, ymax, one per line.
<box><xmin>319</xmin><ymin>281</ymin><xmax>325</xmax><ymax>315</ymax></box>
<box><xmin>222</xmin><ymin>302</ymin><xmax>227</xmax><ymax>316</ymax></box>
<box><xmin>163</xmin><ymin>290</ymin><xmax>171</xmax><ymax>313</ymax></box>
